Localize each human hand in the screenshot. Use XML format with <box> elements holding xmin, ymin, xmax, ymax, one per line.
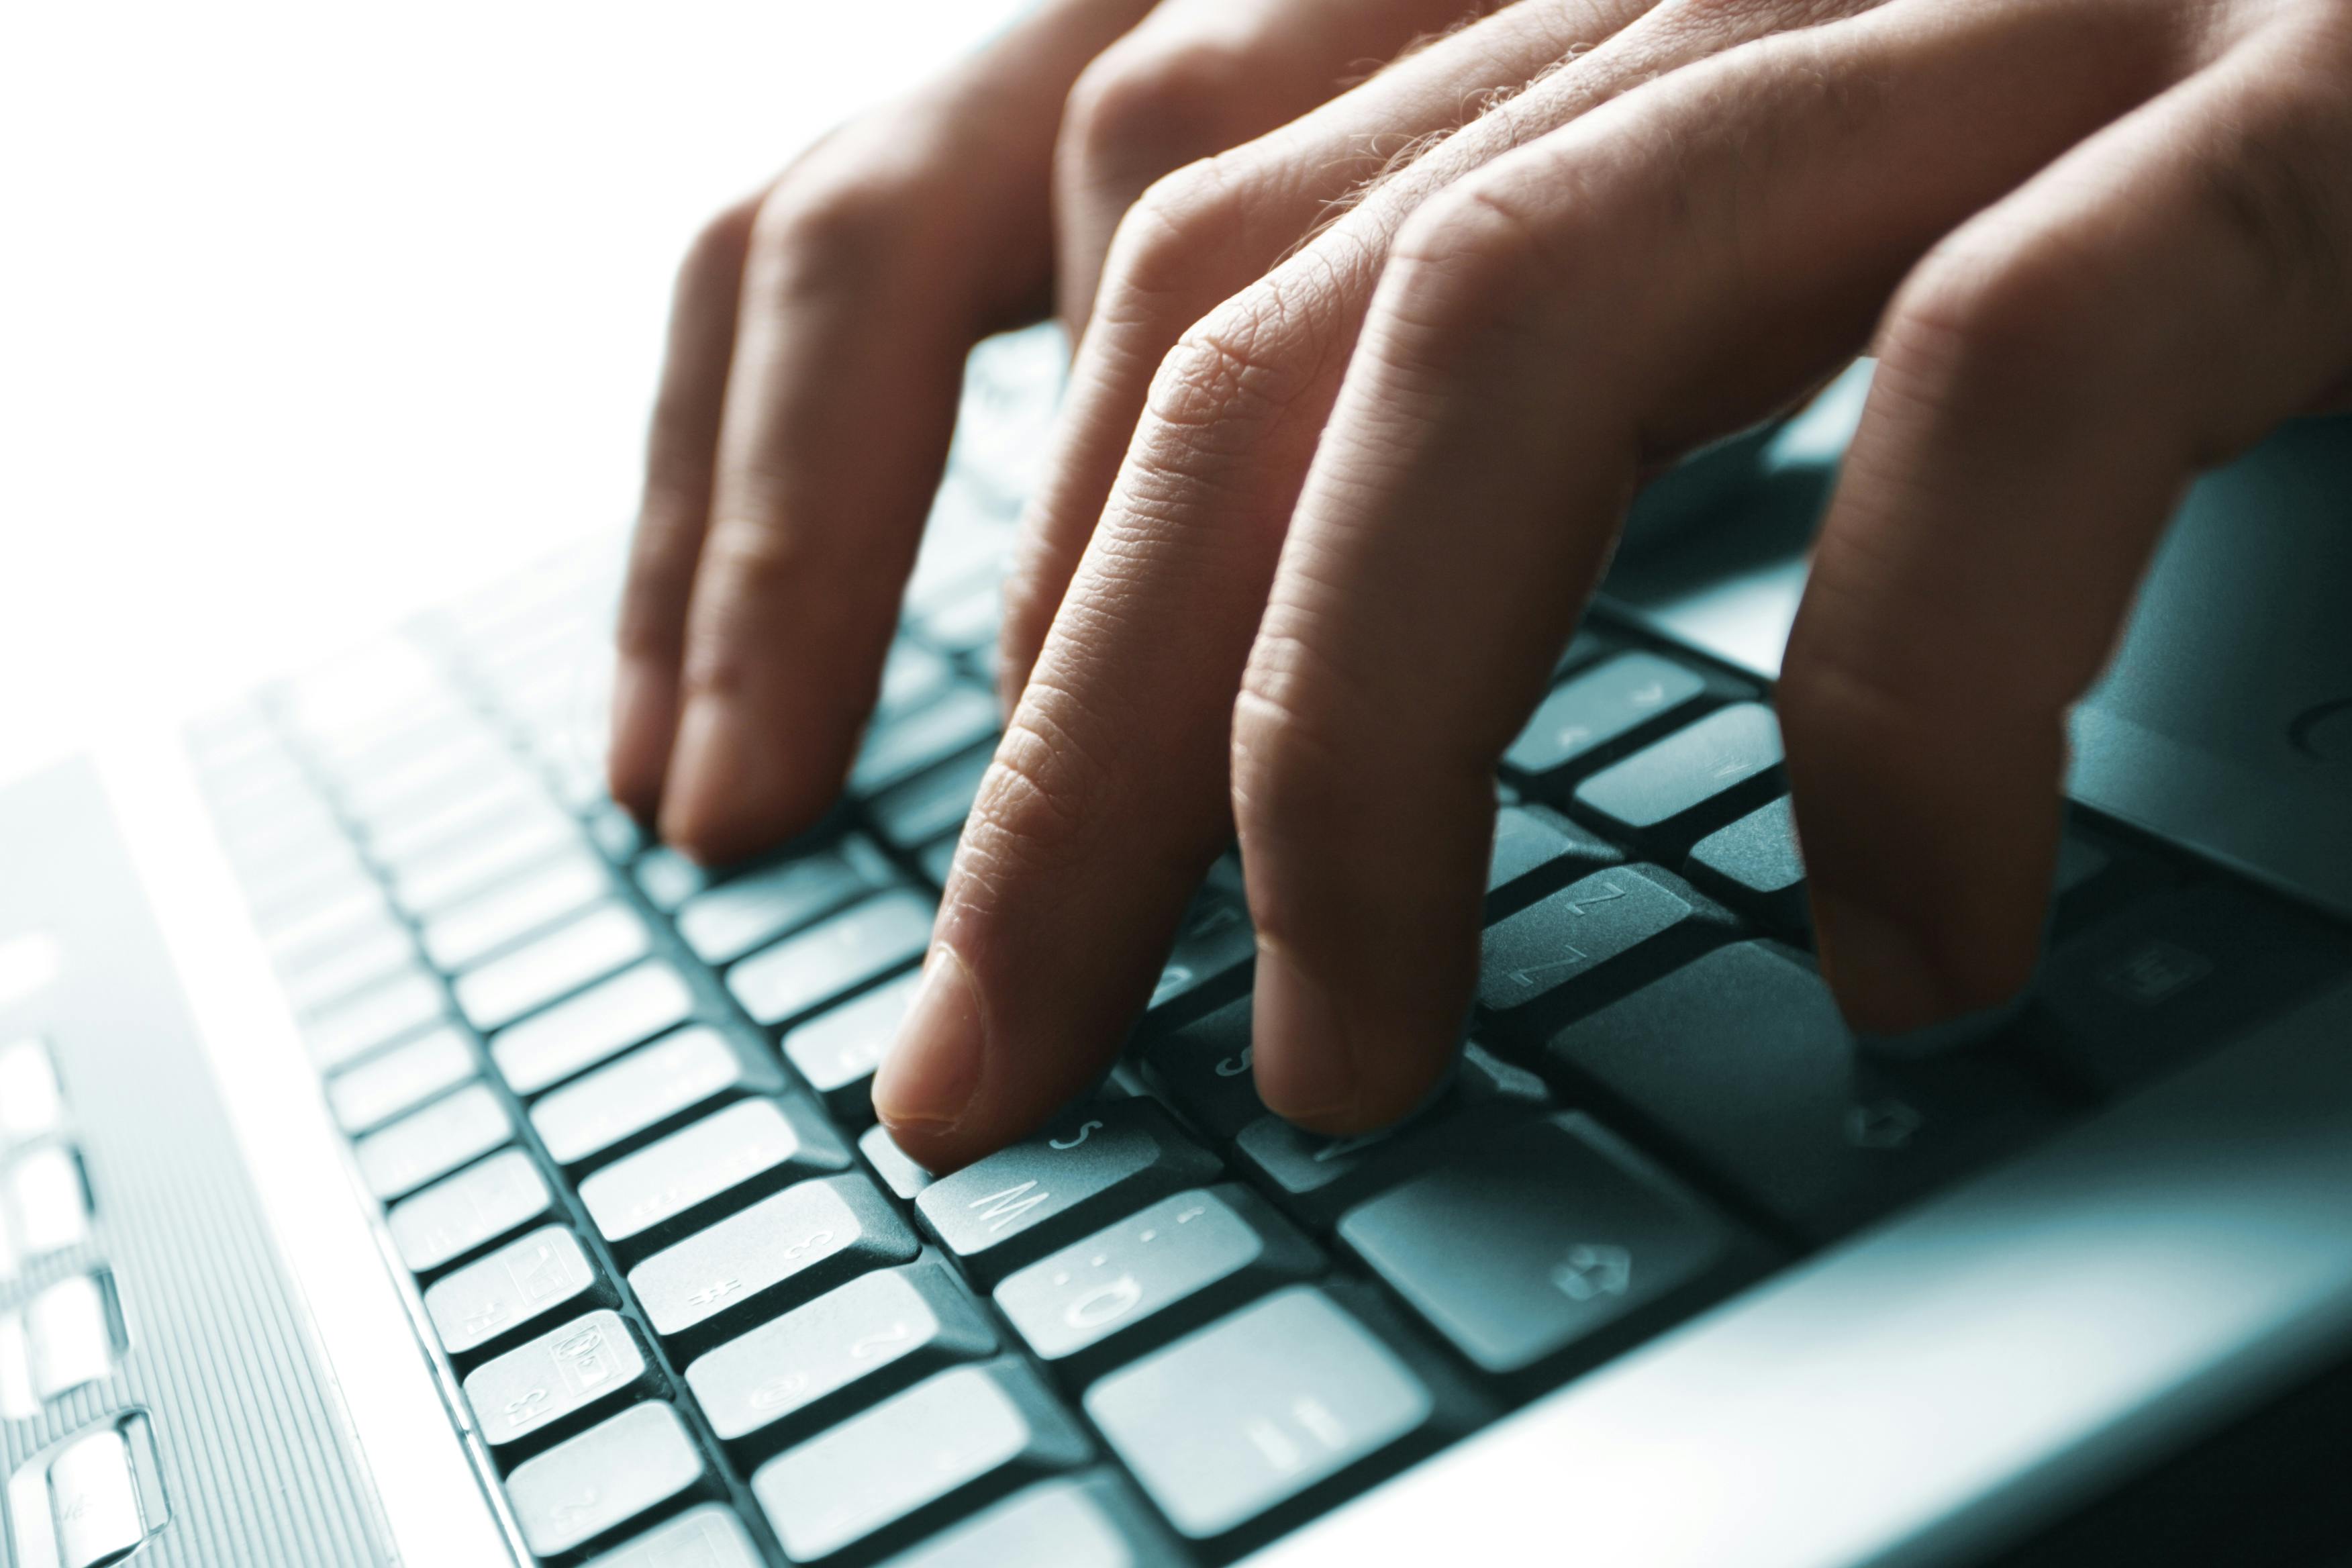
<box><xmin>861</xmin><ymin>0</ymin><xmax>2352</xmax><ymax>1169</ymax></box>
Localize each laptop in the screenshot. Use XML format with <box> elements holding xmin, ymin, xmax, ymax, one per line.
<box><xmin>5</xmin><ymin>317</ymin><xmax>2351</xmax><ymax>1567</ymax></box>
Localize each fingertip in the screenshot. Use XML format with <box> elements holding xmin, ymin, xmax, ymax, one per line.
<box><xmin>656</xmin><ymin>689</ymin><xmax>820</xmax><ymax>866</ymax></box>
<box><xmin>605</xmin><ymin>654</ymin><xmax>677</xmax><ymax>824</ymax></box>
<box><xmin>1812</xmin><ymin>888</ymin><xmax>2039</xmax><ymax>1036</ymax></box>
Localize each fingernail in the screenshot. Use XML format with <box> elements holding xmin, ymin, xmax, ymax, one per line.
<box><xmin>605</xmin><ymin>655</ymin><xmax>674</xmax><ymax>820</ymax></box>
<box><xmin>873</xmin><ymin>944</ymin><xmax>987</xmax><ymax>1132</ymax></box>
<box><xmin>1251</xmin><ymin>937</ymin><xmax>1358</xmax><ymax>1127</ymax></box>
<box><xmin>1812</xmin><ymin>893</ymin><xmax>1949</xmax><ymax>1035</ymax></box>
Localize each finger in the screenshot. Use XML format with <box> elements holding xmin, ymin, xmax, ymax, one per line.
<box><xmin>1054</xmin><ymin>0</ymin><xmax>1502</xmax><ymax>345</ymax></box>
<box><xmin>872</xmin><ymin>0</ymin><xmax>1912</xmax><ymax>1167</ymax></box>
<box><xmin>654</xmin><ymin>0</ymin><xmax>1156</xmax><ymax>863</ymax></box>
<box><xmin>1234</xmin><ymin>0</ymin><xmax>2196</xmax><ymax>1128</ymax></box>
<box><xmin>1783</xmin><ymin>7</ymin><xmax>2352</xmax><ymax>1031</ymax></box>
<box><xmin>608</xmin><ymin>192</ymin><xmax>761</xmax><ymax>823</ymax></box>
<box><xmin>999</xmin><ymin>0</ymin><xmax>1671</xmax><ymax>714</ymax></box>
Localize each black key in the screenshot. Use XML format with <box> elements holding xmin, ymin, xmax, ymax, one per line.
<box><xmin>581</xmin><ymin>1098</ymin><xmax>851</xmax><ymax>1260</ymax></box>
<box><xmin>630</xmin><ymin>1173</ymin><xmax>919</xmax><ymax>1354</ymax></box>
<box><xmin>883</xmin><ymin>1474</ymin><xmax>1175</xmax><ymax>1568</ymax></box>
<box><xmin>1136</xmin><ymin>996</ymin><xmax>1268</xmax><ymax>1143</ymax></box>
<box><xmin>914</xmin><ymin>1101</ymin><xmax>1222</xmax><ymax>1286</ymax></box>
<box><xmin>455</xmin><ymin>903</ymin><xmax>652</xmax><ymax>1032</ymax></box>
<box><xmin>424</xmin><ymin>1226</ymin><xmax>612</xmax><ymax>1359</ymax></box>
<box><xmin>328</xmin><ymin>1026</ymin><xmax>480</xmax><ymax>1136</ymax></box>
<box><xmin>1338</xmin><ymin>1112</ymin><xmax>1749</xmax><ymax>1378</ymax></box>
<box><xmin>687</xmin><ymin>1259</ymin><xmax>997</xmax><ymax>1454</ymax></box>
<box><xmin>464</xmin><ymin>1308</ymin><xmax>655</xmax><ymax>1455</ymax></box>
<box><xmin>1487</xmin><ymin>804</ymin><xmax>1620</xmax><ymax>915</ymax></box>
<box><xmin>1502</xmin><ymin>652</ymin><xmax>1706</xmax><ymax>782</ymax></box>
<box><xmin>588</xmin><ymin>1506</ymin><xmax>762</xmax><ymax>1568</ymax></box>
<box><xmin>1477</xmin><ymin>865</ymin><xmax>1728</xmax><ymax>1027</ymax></box>
<box><xmin>995</xmin><ymin>1185</ymin><xmax>1320</xmax><ymax>1383</ymax></box>
<box><xmin>2019</xmin><ymin>885</ymin><xmax>2351</xmax><ymax>1095</ymax></box>
<box><xmin>1685</xmin><ymin>795</ymin><xmax>1808</xmax><ymax>930</ymax></box>
<box><xmin>1573</xmin><ymin>701</ymin><xmax>1783</xmax><ymax>841</ymax></box>
<box><xmin>505</xmin><ymin>1401</ymin><xmax>711</xmax><ymax>1560</ymax></box>
<box><xmin>675</xmin><ymin>839</ymin><xmax>897</xmax><ymax>966</ymax></box>
<box><xmin>861</xmin><ymin>1124</ymin><xmax>936</xmax><ymax>1202</ymax></box>
<box><xmin>1545</xmin><ymin>942</ymin><xmax>2058</xmax><ymax>1239</ymax></box>
<box><xmin>493</xmin><ymin>961</ymin><xmax>698</xmax><ymax>1096</ymax></box>
<box><xmin>783</xmin><ymin>969</ymin><xmax>921</xmax><ymax>1126</ymax></box>
<box><xmin>871</xmin><ymin>743</ymin><xmax>993</xmax><ymax>849</ymax></box>
<box><xmin>1085</xmin><ymin>1285</ymin><xmax>1439</xmax><ymax>1546</ymax></box>
<box><xmin>1231</xmin><ymin>1046</ymin><xmax>1548</xmax><ymax>1229</ymax></box>
<box><xmin>530</xmin><ymin>1025</ymin><xmax>779</xmax><ymax>1171</ymax></box>
<box><xmin>390</xmin><ymin>1149</ymin><xmax>555</xmax><ymax>1274</ymax></box>
<box><xmin>1142</xmin><ymin>890</ymin><xmax>1256</xmax><ymax>1029</ymax></box>
<box><xmin>354</xmin><ymin>1083</ymin><xmax>511</xmax><ymax>1200</ymax></box>
<box><xmin>752</xmin><ymin>1359</ymin><xmax>1089</xmax><ymax>1563</ymax></box>
<box><xmin>728</xmin><ymin>889</ymin><xmax>935</xmax><ymax>1028</ymax></box>
<box><xmin>851</xmin><ymin>685</ymin><xmax>1001</xmax><ymax>797</ymax></box>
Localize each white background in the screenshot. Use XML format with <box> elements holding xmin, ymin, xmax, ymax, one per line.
<box><xmin>0</xmin><ymin>1</ymin><xmax>1025</xmax><ymax>783</ymax></box>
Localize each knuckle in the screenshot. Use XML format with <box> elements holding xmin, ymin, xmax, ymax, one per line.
<box><xmin>750</xmin><ymin>130</ymin><xmax>936</xmax><ymax>290</ymax></box>
<box><xmin>1229</xmin><ymin>680</ymin><xmax>1353</xmax><ymax>856</ymax></box>
<box><xmin>2192</xmin><ymin>88</ymin><xmax>2351</xmax><ymax>305</ymax></box>
<box><xmin>1381</xmin><ymin>180</ymin><xmax>1556</xmax><ymax>348</ymax></box>
<box><xmin>1098</xmin><ymin>159</ymin><xmax>1246</xmax><ymax>311</ymax></box>
<box><xmin>1145</xmin><ymin>267</ymin><xmax>1338</xmax><ymax>436</ymax></box>
<box><xmin>1063</xmin><ymin>31</ymin><xmax>1255</xmax><ymax>191</ymax></box>
<box><xmin>961</xmin><ymin>699</ymin><xmax>1116</xmax><ymax>874</ymax></box>
<box><xmin>1879</xmin><ymin>234</ymin><xmax>2115</xmax><ymax>409</ymax></box>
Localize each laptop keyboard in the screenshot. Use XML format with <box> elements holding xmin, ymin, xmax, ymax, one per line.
<box><xmin>180</xmin><ymin>328</ymin><xmax>2351</xmax><ymax>1566</ymax></box>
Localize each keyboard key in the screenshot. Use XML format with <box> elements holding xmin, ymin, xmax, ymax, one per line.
<box><xmin>419</xmin><ymin>851</ymin><xmax>609</xmax><ymax>972</ymax></box>
<box><xmin>328</xmin><ymin>1025</ymin><xmax>477</xmax><ymax>1135</ymax></box>
<box><xmin>914</xmin><ymin>1101</ymin><xmax>1222</xmax><ymax>1286</ymax></box>
<box><xmin>505</xmin><ymin>1402</ymin><xmax>709</xmax><ymax>1559</ymax></box>
<box><xmin>728</xmin><ymin>889</ymin><xmax>935</xmax><ymax>1028</ymax></box>
<box><xmin>530</xmin><ymin>1026</ymin><xmax>775</xmax><ymax>1169</ymax></box>
<box><xmin>783</xmin><ymin>970</ymin><xmax>920</xmax><ymax>1126</ymax></box>
<box><xmin>752</xmin><ymin>1360</ymin><xmax>1089</xmax><ymax>1563</ymax></box>
<box><xmin>995</xmin><ymin>1185</ymin><xmax>1320</xmax><ymax>1383</ymax></box>
<box><xmin>1137</xmin><ymin>996</ymin><xmax>1269</xmax><ymax>1143</ymax></box>
<box><xmin>391</xmin><ymin>810</ymin><xmax>577</xmax><ymax>916</ymax></box>
<box><xmin>354</xmin><ymin>1083</ymin><xmax>511</xmax><ymax>1200</ymax></box>
<box><xmin>25</xmin><ymin>1272</ymin><xmax>124</xmax><ymax>1402</ymax></box>
<box><xmin>1502</xmin><ymin>652</ymin><xmax>1706</xmax><ymax>781</ymax></box>
<box><xmin>635</xmin><ymin>846</ymin><xmax>718</xmax><ymax>912</ymax></box>
<box><xmin>876</xmin><ymin>642</ymin><xmax>954</xmax><ymax>723</ymax></box>
<box><xmin>456</xmin><ymin>903</ymin><xmax>652</xmax><ymax>1032</ymax></box>
<box><xmin>424</xmin><ymin>1226</ymin><xmax>611</xmax><ymax>1359</ymax></box>
<box><xmin>1231</xmin><ymin>1046</ymin><xmax>1549</xmax><ymax>1229</ymax></box>
<box><xmin>1142</xmin><ymin>891</ymin><xmax>1256</xmax><ymax>1029</ymax></box>
<box><xmin>389</xmin><ymin>1149</ymin><xmax>553</xmax><ymax>1274</ymax></box>
<box><xmin>581</xmin><ymin>1099</ymin><xmax>850</xmax><ymax>1259</ymax></box>
<box><xmin>493</xmin><ymin>961</ymin><xmax>697</xmax><ymax>1096</ymax></box>
<box><xmin>687</xmin><ymin>1259</ymin><xmax>997</xmax><ymax>1453</ymax></box>
<box><xmin>1486</xmin><ymin>804</ymin><xmax>1619</xmax><ymax>914</ymax></box>
<box><xmin>860</xmin><ymin>1124</ymin><xmax>935</xmax><ymax>1202</ymax></box>
<box><xmin>588</xmin><ymin>1506</ymin><xmax>763</xmax><ymax>1568</ymax></box>
<box><xmin>464</xmin><ymin>1308</ymin><xmax>653</xmax><ymax>1453</ymax></box>
<box><xmin>1338</xmin><ymin>1112</ymin><xmax>1747</xmax><ymax>1377</ymax></box>
<box><xmin>870</xmin><ymin>744</ymin><xmax>993</xmax><ymax>849</ymax></box>
<box><xmin>1086</xmin><ymin>1285</ymin><xmax>1435</xmax><ymax>1544</ymax></box>
<box><xmin>630</xmin><ymin>1174</ymin><xmax>918</xmax><ymax>1352</ymax></box>
<box><xmin>1545</xmin><ymin>942</ymin><xmax>2058</xmax><ymax>1239</ymax></box>
<box><xmin>1477</xmin><ymin>865</ymin><xmax>1727</xmax><ymax>1025</ymax></box>
<box><xmin>364</xmin><ymin>777</ymin><xmax>553</xmax><ymax>869</ymax></box>
<box><xmin>851</xmin><ymin>686</ymin><xmax>1000</xmax><ymax>797</ymax></box>
<box><xmin>882</xmin><ymin>1474</ymin><xmax>1173</xmax><ymax>1568</ymax></box>
<box><xmin>0</xmin><ymin>1038</ymin><xmax>65</xmax><ymax>1145</ymax></box>
<box><xmin>677</xmin><ymin>840</ymin><xmax>896</xmax><ymax>967</ymax></box>
<box><xmin>305</xmin><ymin>969</ymin><xmax>447</xmax><ymax>1073</ymax></box>
<box><xmin>1685</xmin><ymin>794</ymin><xmax>1807</xmax><ymax>930</ymax></box>
<box><xmin>1573</xmin><ymin>701</ymin><xmax>1783</xmax><ymax>838</ymax></box>
<box><xmin>2020</xmin><ymin>884</ymin><xmax>2351</xmax><ymax>1094</ymax></box>
<box><xmin>6</xmin><ymin>1145</ymin><xmax>91</xmax><ymax>1257</ymax></box>
<box><xmin>281</xmin><ymin>922</ymin><xmax>418</xmax><ymax>1015</ymax></box>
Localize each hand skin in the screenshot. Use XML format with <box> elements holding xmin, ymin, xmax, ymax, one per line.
<box><xmin>613</xmin><ymin>0</ymin><xmax>2352</xmax><ymax>1171</ymax></box>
